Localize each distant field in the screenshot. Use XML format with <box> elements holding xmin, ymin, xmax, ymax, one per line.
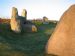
<box><xmin>0</xmin><ymin>19</ymin><xmax>10</xmax><ymax>24</ymax></box>
<box><xmin>0</xmin><ymin>22</ymin><xmax>57</xmax><ymax>56</ymax></box>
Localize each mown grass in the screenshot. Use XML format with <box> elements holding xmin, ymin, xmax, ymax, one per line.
<box><xmin>0</xmin><ymin>22</ymin><xmax>57</xmax><ymax>56</ymax></box>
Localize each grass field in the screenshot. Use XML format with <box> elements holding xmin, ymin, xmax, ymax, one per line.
<box><xmin>0</xmin><ymin>22</ymin><xmax>57</xmax><ymax>56</ymax></box>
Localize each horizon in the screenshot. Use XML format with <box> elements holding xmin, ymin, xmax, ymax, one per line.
<box><xmin>0</xmin><ymin>0</ymin><xmax>75</xmax><ymax>20</ymax></box>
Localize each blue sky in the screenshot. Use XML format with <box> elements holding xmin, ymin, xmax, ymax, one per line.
<box><xmin>0</xmin><ymin>0</ymin><xmax>75</xmax><ymax>20</ymax></box>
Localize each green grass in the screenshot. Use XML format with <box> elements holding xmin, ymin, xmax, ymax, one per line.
<box><xmin>0</xmin><ymin>22</ymin><xmax>57</xmax><ymax>56</ymax></box>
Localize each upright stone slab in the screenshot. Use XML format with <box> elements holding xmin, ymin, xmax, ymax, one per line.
<box><xmin>43</xmin><ymin>16</ymin><xmax>48</xmax><ymax>22</ymax></box>
<box><xmin>46</xmin><ymin>5</ymin><xmax>75</xmax><ymax>56</ymax></box>
<box><xmin>10</xmin><ymin>7</ymin><xmax>21</xmax><ymax>33</ymax></box>
<box><xmin>21</xmin><ymin>9</ymin><xmax>27</xmax><ymax>20</ymax></box>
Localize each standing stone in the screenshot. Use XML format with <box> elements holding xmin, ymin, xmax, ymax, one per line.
<box><xmin>21</xmin><ymin>9</ymin><xmax>27</xmax><ymax>20</ymax></box>
<box><xmin>46</xmin><ymin>4</ymin><xmax>75</xmax><ymax>56</ymax></box>
<box><xmin>43</xmin><ymin>16</ymin><xmax>48</xmax><ymax>22</ymax></box>
<box><xmin>43</xmin><ymin>16</ymin><xmax>49</xmax><ymax>24</ymax></box>
<box><xmin>10</xmin><ymin>7</ymin><xmax>21</xmax><ymax>33</ymax></box>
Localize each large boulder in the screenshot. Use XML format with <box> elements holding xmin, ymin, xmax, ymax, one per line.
<box><xmin>32</xmin><ymin>25</ymin><xmax>37</xmax><ymax>32</ymax></box>
<box><xmin>46</xmin><ymin>4</ymin><xmax>75</xmax><ymax>56</ymax></box>
<box><xmin>23</xmin><ymin>24</ymin><xmax>37</xmax><ymax>32</ymax></box>
<box><xmin>10</xmin><ymin>7</ymin><xmax>21</xmax><ymax>33</ymax></box>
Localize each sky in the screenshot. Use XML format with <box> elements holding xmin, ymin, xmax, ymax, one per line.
<box><xmin>0</xmin><ymin>0</ymin><xmax>75</xmax><ymax>20</ymax></box>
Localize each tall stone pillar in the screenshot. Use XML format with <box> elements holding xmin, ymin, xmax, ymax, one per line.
<box><xmin>10</xmin><ymin>7</ymin><xmax>21</xmax><ymax>33</ymax></box>
<box><xmin>21</xmin><ymin>9</ymin><xmax>27</xmax><ymax>20</ymax></box>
